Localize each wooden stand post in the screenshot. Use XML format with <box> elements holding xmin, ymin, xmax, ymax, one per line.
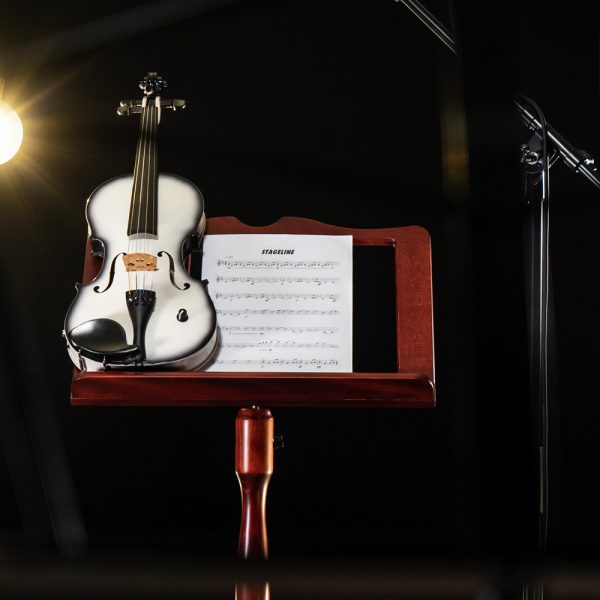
<box><xmin>235</xmin><ymin>581</ymin><xmax>270</xmax><ymax>600</ymax></box>
<box><xmin>235</xmin><ymin>407</ymin><xmax>273</xmax><ymax>560</ymax></box>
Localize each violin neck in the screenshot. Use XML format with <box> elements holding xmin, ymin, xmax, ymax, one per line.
<box><xmin>128</xmin><ymin>97</ymin><xmax>159</xmax><ymax>237</ymax></box>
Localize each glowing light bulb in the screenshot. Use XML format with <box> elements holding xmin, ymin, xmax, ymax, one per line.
<box><xmin>0</xmin><ymin>101</ymin><xmax>23</xmax><ymax>164</ymax></box>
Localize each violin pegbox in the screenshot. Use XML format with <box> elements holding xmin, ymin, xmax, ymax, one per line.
<box><xmin>117</xmin><ymin>72</ymin><xmax>185</xmax><ymax>117</ymax></box>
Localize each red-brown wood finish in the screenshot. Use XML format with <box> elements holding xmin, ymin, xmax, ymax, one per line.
<box><xmin>71</xmin><ymin>216</ymin><xmax>435</xmax><ymax>408</ymax></box>
<box><xmin>235</xmin><ymin>581</ymin><xmax>270</xmax><ymax>600</ymax></box>
<box><xmin>236</xmin><ymin>408</ymin><xmax>274</xmax><ymax>560</ymax></box>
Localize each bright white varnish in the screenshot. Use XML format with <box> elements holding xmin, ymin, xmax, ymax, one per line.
<box><xmin>65</xmin><ymin>173</ymin><xmax>218</xmax><ymax>371</ymax></box>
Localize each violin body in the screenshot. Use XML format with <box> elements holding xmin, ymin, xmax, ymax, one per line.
<box><xmin>65</xmin><ymin>174</ymin><xmax>217</xmax><ymax>371</ymax></box>
<box><xmin>64</xmin><ymin>73</ymin><xmax>217</xmax><ymax>371</ymax></box>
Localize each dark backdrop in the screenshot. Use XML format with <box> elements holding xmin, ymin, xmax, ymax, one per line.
<box><xmin>0</xmin><ymin>0</ymin><xmax>598</xmax><ymax>561</ymax></box>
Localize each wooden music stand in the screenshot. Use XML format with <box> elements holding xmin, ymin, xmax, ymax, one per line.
<box><xmin>70</xmin><ymin>216</ymin><xmax>435</xmax><ymax>559</ymax></box>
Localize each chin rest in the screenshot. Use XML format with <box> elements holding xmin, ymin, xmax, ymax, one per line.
<box><xmin>68</xmin><ymin>318</ymin><xmax>140</xmax><ymax>363</ymax></box>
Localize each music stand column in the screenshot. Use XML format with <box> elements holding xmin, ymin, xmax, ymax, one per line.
<box><xmin>235</xmin><ymin>407</ymin><xmax>274</xmax><ymax>560</ymax></box>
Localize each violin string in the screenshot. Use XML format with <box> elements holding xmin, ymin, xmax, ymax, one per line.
<box><xmin>143</xmin><ymin>98</ymin><xmax>151</xmax><ymax>292</ymax></box>
<box><xmin>149</xmin><ymin>101</ymin><xmax>155</xmax><ymax>291</ymax></box>
<box><xmin>153</xmin><ymin>98</ymin><xmax>158</xmax><ymax>293</ymax></box>
<box><xmin>142</xmin><ymin>103</ymin><xmax>150</xmax><ymax>293</ymax></box>
<box><xmin>136</xmin><ymin>95</ymin><xmax>151</xmax><ymax>292</ymax></box>
<box><xmin>144</xmin><ymin>99</ymin><xmax>156</xmax><ymax>293</ymax></box>
<box><xmin>132</xmin><ymin>100</ymin><xmax>143</xmax><ymax>292</ymax></box>
<box><xmin>144</xmin><ymin>104</ymin><xmax>149</xmax><ymax>293</ymax></box>
<box><xmin>144</xmin><ymin>100</ymin><xmax>156</xmax><ymax>289</ymax></box>
<box><xmin>151</xmin><ymin>97</ymin><xmax>158</xmax><ymax>293</ymax></box>
<box><xmin>128</xmin><ymin>97</ymin><xmax>145</xmax><ymax>294</ymax></box>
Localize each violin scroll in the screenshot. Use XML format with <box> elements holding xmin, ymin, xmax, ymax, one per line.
<box><xmin>139</xmin><ymin>72</ymin><xmax>166</xmax><ymax>96</ymax></box>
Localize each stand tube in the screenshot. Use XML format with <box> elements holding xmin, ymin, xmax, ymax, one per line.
<box><xmin>521</xmin><ymin>139</ymin><xmax>553</xmax><ymax>552</ymax></box>
<box><xmin>236</xmin><ymin>407</ymin><xmax>273</xmax><ymax>560</ymax></box>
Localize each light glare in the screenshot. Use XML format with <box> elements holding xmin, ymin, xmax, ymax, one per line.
<box><xmin>0</xmin><ymin>102</ymin><xmax>23</xmax><ymax>164</ymax></box>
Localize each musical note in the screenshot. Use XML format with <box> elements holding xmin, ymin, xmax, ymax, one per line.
<box><xmin>221</xmin><ymin>326</ymin><xmax>339</xmax><ymax>335</ymax></box>
<box><xmin>221</xmin><ymin>341</ymin><xmax>338</xmax><ymax>349</ymax></box>
<box><xmin>217</xmin><ymin>259</ymin><xmax>339</xmax><ymax>269</ymax></box>
<box><xmin>216</xmin><ymin>276</ymin><xmax>339</xmax><ymax>285</ymax></box>
<box><xmin>215</xmin><ymin>292</ymin><xmax>339</xmax><ymax>303</ymax></box>
<box><xmin>214</xmin><ymin>358</ymin><xmax>340</xmax><ymax>369</ymax></box>
<box><xmin>216</xmin><ymin>308</ymin><xmax>339</xmax><ymax>317</ymax></box>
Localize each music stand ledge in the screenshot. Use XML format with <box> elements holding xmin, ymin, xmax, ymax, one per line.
<box><xmin>70</xmin><ymin>216</ymin><xmax>435</xmax><ymax>559</ymax></box>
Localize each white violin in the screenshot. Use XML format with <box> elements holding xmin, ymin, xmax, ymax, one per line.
<box><xmin>64</xmin><ymin>73</ymin><xmax>218</xmax><ymax>371</ymax></box>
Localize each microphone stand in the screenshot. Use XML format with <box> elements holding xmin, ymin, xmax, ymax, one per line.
<box><xmin>396</xmin><ymin>3</ymin><xmax>558</xmax><ymax>550</ymax></box>
<box><xmin>397</xmin><ymin>3</ymin><xmax>600</xmax><ymax>592</ymax></box>
<box><xmin>515</xmin><ymin>98</ymin><xmax>600</xmax><ymax>189</ymax></box>
<box><xmin>516</xmin><ymin>97</ymin><xmax>599</xmax><ymax>562</ymax></box>
<box><xmin>519</xmin><ymin>105</ymin><xmax>553</xmax><ymax>555</ymax></box>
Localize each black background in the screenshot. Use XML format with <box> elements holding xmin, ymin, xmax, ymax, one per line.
<box><xmin>0</xmin><ymin>0</ymin><xmax>599</xmax><ymax>563</ymax></box>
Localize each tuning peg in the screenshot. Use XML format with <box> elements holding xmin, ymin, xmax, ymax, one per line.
<box><xmin>165</xmin><ymin>99</ymin><xmax>186</xmax><ymax>111</ymax></box>
<box><xmin>117</xmin><ymin>99</ymin><xmax>142</xmax><ymax>116</ymax></box>
<box><xmin>116</xmin><ymin>98</ymin><xmax>186</xmax><ymax>116</ymax></box>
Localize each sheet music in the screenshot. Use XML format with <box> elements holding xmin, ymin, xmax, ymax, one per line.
<box><xmin>201</xmin><ymin>234</ymin><xmax>353</xmax><ymax>372</ymax></box>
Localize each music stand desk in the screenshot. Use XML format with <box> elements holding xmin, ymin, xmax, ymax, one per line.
<box><xmin>70</xmin><ymin>216</ymin><xmax>435</xmax><ymax>557</ymax></box>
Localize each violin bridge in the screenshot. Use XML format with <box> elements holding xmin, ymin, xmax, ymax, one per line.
<box><xmin>123</xmin><ymin>253</ymin><xmax>158</xmax><ymax>272</ymax></box>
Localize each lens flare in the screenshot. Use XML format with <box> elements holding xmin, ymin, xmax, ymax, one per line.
<box><xmin>0</xmin><ymin>101</ymin><xmax>23</xmax><ymax>164</ymax></box>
